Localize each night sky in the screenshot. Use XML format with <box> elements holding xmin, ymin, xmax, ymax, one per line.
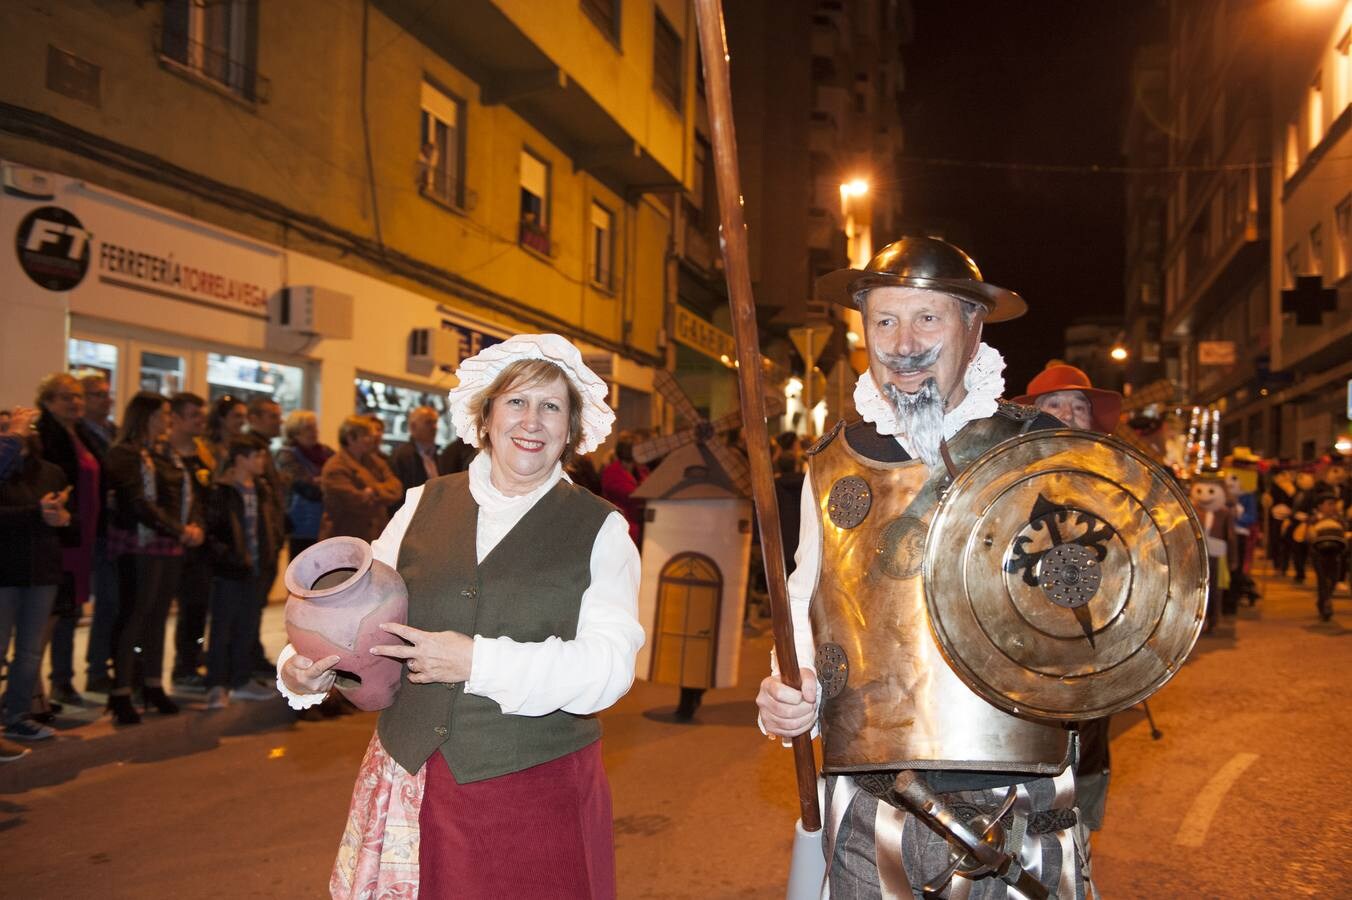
<box><xmin>895</xmin><ymin>0</ymin><xmax>1166</xmax><ymax>392</ymax></box>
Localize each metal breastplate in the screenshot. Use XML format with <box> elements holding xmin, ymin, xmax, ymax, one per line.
<box><xmin>809</xmin><ymin>417</ymin><xmax>1071</xmax><ymax>775</ymax></box>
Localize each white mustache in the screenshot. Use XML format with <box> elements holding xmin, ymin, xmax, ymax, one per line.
<box><xmin>877</xmin><ymin>343</ymin><xmax>942</xmax><ymax>374</ymax></box>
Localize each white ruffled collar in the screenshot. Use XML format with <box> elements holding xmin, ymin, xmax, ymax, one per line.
<box><xmin>468</xmin><ymin>450</ymin><xmax>566</xmax><ymax>514</ymax></box>
<box><xmin>852</xmin><ymin>342</ymin><xmax>1007</xmax><ymax>458</ymax></box>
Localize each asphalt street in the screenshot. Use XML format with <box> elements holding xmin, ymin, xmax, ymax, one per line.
<box><xmin>4</xmin><ymin>562</ymin><xmax>1349</xmax><ymax>898</ymax></box>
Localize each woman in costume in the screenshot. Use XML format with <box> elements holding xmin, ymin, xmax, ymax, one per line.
<box><xmin>277</xmin><ymin>334</ymin><xmax>644</xmax><ymax>899</ymax></box>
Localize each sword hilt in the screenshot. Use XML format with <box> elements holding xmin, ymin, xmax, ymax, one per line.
<box><xmin>892</xmin><ymin>771</ymin><xmax>1052</xmax><ymax>900</ymax></box>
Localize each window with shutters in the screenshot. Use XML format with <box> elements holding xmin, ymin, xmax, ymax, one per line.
<box><xmin>519</xmin><ymin>150</ymin><xmax>551</xmax><ymax>255</ymax></box>
<box><xmin>590</xmin><ymin>202</ymin><xmax>614</xmax><ymax>289</ymax></box>
<box><xmin>653</xmin><ymin>10</ymin><xmax>682</xmax><ymax>110</ymax></box>
<box><xmin>582</xmin><ymin>0</ymin><xmax>621</xmax><ymax>44</ymax></box>
<box><xmin>418</xmin><ymin>82</ymin><xmax>466</xmax><ymax>209</ymax></box>
<box><xmin>160</xmin><ymin>0</ymin><xmax>265</xmax><ymax>101</ymax></box>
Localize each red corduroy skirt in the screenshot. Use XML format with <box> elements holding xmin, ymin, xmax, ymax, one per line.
<box><xmin>418</xmin><ymin>741</ymin><xmax>615</xmax><ymax>900</ymax></box>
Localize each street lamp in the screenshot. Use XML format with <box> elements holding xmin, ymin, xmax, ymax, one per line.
<box><xmin>839</xmin><ymin>178</ymin><xmax>869</xmax><ymax>199</ymax></box>
<box><xmin>1110</xmin><ymin>345</ymin><xmax>1129</xmax><ymax>362</ymax></box>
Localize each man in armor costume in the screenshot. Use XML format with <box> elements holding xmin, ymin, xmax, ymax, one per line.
<box><xmin>757</xmin><ymin>236</ymin><xmax>1089</xmax><ymax>899</ymax></box>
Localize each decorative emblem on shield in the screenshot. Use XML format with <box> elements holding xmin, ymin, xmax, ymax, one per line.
<box><xmin>827</xmin><ymin>476</ymin><xmax>872</xmax><ymax>529</ymax></box>
<box><xmin>923</xmin><ymin>430</ymin><xmax>1207</xmax><ymax>721</ymax></box>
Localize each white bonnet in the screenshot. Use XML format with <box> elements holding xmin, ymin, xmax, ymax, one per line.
<box><xmin>447</xmin><ymin>333</ymin><xmax>615</xmax><ymax>455</ymax></box>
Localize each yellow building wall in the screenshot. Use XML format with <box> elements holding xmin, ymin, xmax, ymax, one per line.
<box><xmin>0</xmin><ymin>0</ymin><xmax>674</xmax><ymax>361</ymax></box>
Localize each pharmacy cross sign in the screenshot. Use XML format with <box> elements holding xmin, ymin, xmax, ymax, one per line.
<box><xmin>1281</xmin><ymin>275</ymin><xmax>1338</xmax><ymax>327</ymax></box>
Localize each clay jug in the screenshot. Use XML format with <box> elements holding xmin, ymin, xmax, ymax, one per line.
<box><xmin>284</xmin><ymin>536</ymin><xmax>408</xmax><ymax>711</ymax></box>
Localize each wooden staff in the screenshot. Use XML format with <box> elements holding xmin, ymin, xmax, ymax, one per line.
<box><xmin>692</xmin><ymin>0</ymin><xmax>821</xmax><ymax>833</ymax></box>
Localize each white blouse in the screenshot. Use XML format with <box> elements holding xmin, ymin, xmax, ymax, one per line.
<box><xmin>277</xmin><ymin>452</ymin><xmax>645</xmax><ymax>716</ymax></box>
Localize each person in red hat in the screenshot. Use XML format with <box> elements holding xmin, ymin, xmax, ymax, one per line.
<box><xmin>1012</xmin><ymin>362</ymin><xmax>1122</xmax><ymax>434</ymax></box>
<box><xmin>1015</xmin><ymin>361</ymin><xmax>1124</xmax><ymax>857</ymax></box>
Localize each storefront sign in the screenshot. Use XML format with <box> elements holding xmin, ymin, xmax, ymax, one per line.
<box><xmin>440</xmin><ymin>319</ymin><xmax>505</xmax><ymax>362</ymax></box>
<box><xmin>674</xmin><ymin>305</ymin><xmax>737</xmax><ymax>363</ymax></box>
<box><xmin>5</xmin><ymin>177</ymin><xmax>282</xmax><ymax>319</ymax></box>
<box><xmin>97</xmin><ymin>239</ymin><xmax>271</xmax><ymax>313</ymax></box>
<box><xmin>1197</xmin><ymin>340</ymin><xmax>1236</xmax><ymax>366</ymax></box>
<box><xmin>15</xmin><ymin>205</ymin><xmax>90</xmax><ymax>291</ymax></box>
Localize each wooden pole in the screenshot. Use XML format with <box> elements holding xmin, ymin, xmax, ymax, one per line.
<box><xmin>692</xmin><ymin>0</ymin><xmax>821</xmax><ymax>833</ymax></box>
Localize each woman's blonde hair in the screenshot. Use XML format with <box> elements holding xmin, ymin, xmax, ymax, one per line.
<box><xmin>469</xmin><ymin>359</ymin><xmax>582</xmax><ymax>462</ymax></box>
<box><xmin>282</xmin><ymin>409</ymin><xmax>318</xmax><ymax>444</ymax></box>
<box><xmin>34</xmin><ymin>372</ymin><xmax>81</xmax><ymax>409</ymax></box>
<box><xmin>338</xmin><ymin>415</ymin><xmax>374</xmax><ymax>448</ymax></box>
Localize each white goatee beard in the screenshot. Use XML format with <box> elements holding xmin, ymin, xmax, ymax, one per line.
<box><xmin>881</xmin><ymin>378</ymin><xmax>945</xmax><ymax>469</ymax></box>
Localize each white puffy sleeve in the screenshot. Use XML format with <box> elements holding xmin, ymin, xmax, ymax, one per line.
<box><xmin>759</xmin><ymin>471</ymin><xmax>822</xmax><ymax>740</ymax></box>
<box><xmin>463</xmin><ymin>510</ymin><xmax>644</xmax><ymax>716</ymax></box>
<box><xmin>275</xmin><ymin>486</ymin><xmax>424</xmax><ymax>709</ymax></box>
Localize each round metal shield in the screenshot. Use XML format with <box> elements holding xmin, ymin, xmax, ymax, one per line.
<box><xmin>922</xmin><ymin>429</ymin><xmax>1207</xmax><ymax>721</ymax></box>
<box><xmin>828</xmin><ymin>476</ymin><xmax>873</xmax><ymax>529</ymax></box>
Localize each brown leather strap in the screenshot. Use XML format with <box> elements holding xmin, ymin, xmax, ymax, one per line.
<box><xmin>939</xmin><ymin>439</ymin><xmax>961</xmax><ymax>480</ymax></box>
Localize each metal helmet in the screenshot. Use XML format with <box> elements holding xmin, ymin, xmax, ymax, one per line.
<box><xmin>816</xmin><ymin>236</ymin><xmax>1027</xmax><ymax>323</ymax></box>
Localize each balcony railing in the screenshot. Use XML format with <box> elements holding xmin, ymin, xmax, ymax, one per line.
<box><xmin>415</xmin><ymin>161</ymin><xmax>474</xmax><ymax>211</ymax></box>
<box><xmin>519</xmin><ymin>219</ymin><xmax>551</xmax><ymax>256</ymax></box>
<box><xmin>157</xmin><ymin>29</ymin><xmax>269</xmax><ymax>103</ymax></box>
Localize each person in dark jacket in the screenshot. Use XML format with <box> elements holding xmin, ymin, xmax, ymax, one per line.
<box><xmin>0</xmin><ymin>433</ymin><xmax>73</xmax><ymax>741</ymax></box>
<box><xmin>0</xmin><ymin>407</ymin><xmax>39</xmax><ymax>483</ymax></box>
<box><xmin>73</xmin><ymin>375</ymin><xmax>120</xmax><ymax>694</ymax></box>
<box><xmin>167</xmin><ymin>393</ymin><xmax>213</xmax><ymax>692</ymax></box>
<box><xmin>204</xmin><ymin>434</ymin><xmax>284</xmax><ymax>708</ymax></box>
<box><xmin>435</xmin><ymin>436</ymin><xmax>477</xmax><ymax>476</ymax></box>
<box><xmin>34</xmin><ymin>373</ymin><xmax>106</xmax><ymax>709</ymax></box>
<box><xmin>103</xmin><ymin>393</ymin><xmax>204</xmax><ymax>725</ymax></box>
<box><xmin>276</xmin><ymin>409</ymin><xmax>334</xmax><ymax>560</ymax></box>
<box><xmin>389</xmin><ymin>406</ymin><xmax>444</xmax><ymax>508</ymax></box>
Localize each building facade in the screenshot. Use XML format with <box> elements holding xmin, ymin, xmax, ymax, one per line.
<box><xmin>1143</xmin><ymin>0</ymin><xmax>1352</xmax><ymax>460</ymax></box>
<box><xmin>1268</xmin><ymin>0</ymin><xmax>1352</xmax><ymax>460</ymax></box>
<box><xmin>667</xmin><ymin>0</ymin><xmax>910</xmax><ymax>431</ymax></box>
<box><xmin>2</xmin><ymin>0</ymin><xmax>695</xmax><ymax>444</ymax></box>
<box><xmin>1122</xmin><ymin>43</ymin><xmax>1172</xmax><ymax>394</ymax></box>
<box><xmin>1158</xmin><ymin>0</ymin><xmax>1273</xmax><ymax>452</ymax></box>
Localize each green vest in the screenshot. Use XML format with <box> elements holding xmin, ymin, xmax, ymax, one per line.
<box><xmin>377</xmin><ymin>472</ymin><xmax>613</xmax><ymax>782</ymax></box>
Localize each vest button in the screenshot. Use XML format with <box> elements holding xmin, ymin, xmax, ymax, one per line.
<box><xmin>461</xmin><ymin>586</ymin><xmax>478</xmax><ymax>598</ymax></box>
<box><xmin>433</xmin><ymin>725</ymin><xmax>448</xmax><ymax>737</ymax></box>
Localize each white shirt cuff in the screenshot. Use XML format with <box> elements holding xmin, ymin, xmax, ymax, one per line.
<box><xmin>275</xmin><ymin>644</ymin><xmax>329</xmax><ymax>710</ymax></box>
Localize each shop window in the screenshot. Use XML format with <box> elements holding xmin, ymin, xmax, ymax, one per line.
<box><xmin>519</xmin><ymin>150</ymin><xmax>550</xmax><ymax>255</ymax></box>
<box><xmin>354</xmin><ymin>378</ymin><xmax>452</xmax><ymax>450</ymax></box>
<box><xmin>419</xmin><ymin>81</ymin><xmax>465</xmax><ymax>209</ymax></box>
<box><xmin>207</xmin><ymin>353</ymin><xmax>305</xmax><ymax>416</ymax></box>
<box><xmin>590</xmin><ymin>202</ymin><xmax>614</xmax><ymax>289</ymax></box>
<box><xmin>160</xmin><ymin>0</ymin><xmax>264</xmax><ymax>101</ymax></box>
<box><xmin>141</xmin><ymin>351</ymin><xmax>186</xmax><ymax>395</ymax></box>
<box><xmin>653</xmin><ymin>10</ymin><xmax>683</xmax><ymax>110</ymax></box>
<box><xmin>68</xmin><ymin>339</ymin><xmax>119</xmax><ymax>405</ymax></box>
<box><xmin>581</xmin><ymin>0</ymin><xmax>620</xmax><ymax>44</ymax></box>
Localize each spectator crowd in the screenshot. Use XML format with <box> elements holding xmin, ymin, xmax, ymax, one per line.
<box><xmin>4</xmin><ymin>369</ymin><xmax>1344</xmax><ymax>766</ymax></box>
<box><xmin>0</xmin><ymin>373</ymin><xmax>487</xmax><ymax>764</ymax></box>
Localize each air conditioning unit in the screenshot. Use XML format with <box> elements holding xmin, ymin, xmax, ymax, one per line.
<box><xmin>408</xmin><ymin>327</ymin><xmax>459</xmax><ymax>374</ymax></box>
<box><xmin>2</xmin><ymin>164</ymin><xmax>56</xmax><ymax>200</ymax></box>
<box><xmin>274</xmin><ymin>286</ymin><xmax>354</xmax><ymax>339</ymax></box>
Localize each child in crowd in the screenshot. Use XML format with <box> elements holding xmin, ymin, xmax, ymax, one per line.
<box><xmin>203</xmin><ymin>434</ymin><xmax>282</xmax><ymax>708</ymax></box>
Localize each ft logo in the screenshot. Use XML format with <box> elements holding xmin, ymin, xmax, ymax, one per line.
<box><xmin>15</xmin><ymin>205</ymin><xmax>92</xmax><ymax>292</ymax></box>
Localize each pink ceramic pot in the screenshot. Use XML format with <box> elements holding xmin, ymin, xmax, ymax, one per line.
<box><xmin>283</xmin><ymin>537</ymin><xmax>408</xmax><ymax>711</ymax></box>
